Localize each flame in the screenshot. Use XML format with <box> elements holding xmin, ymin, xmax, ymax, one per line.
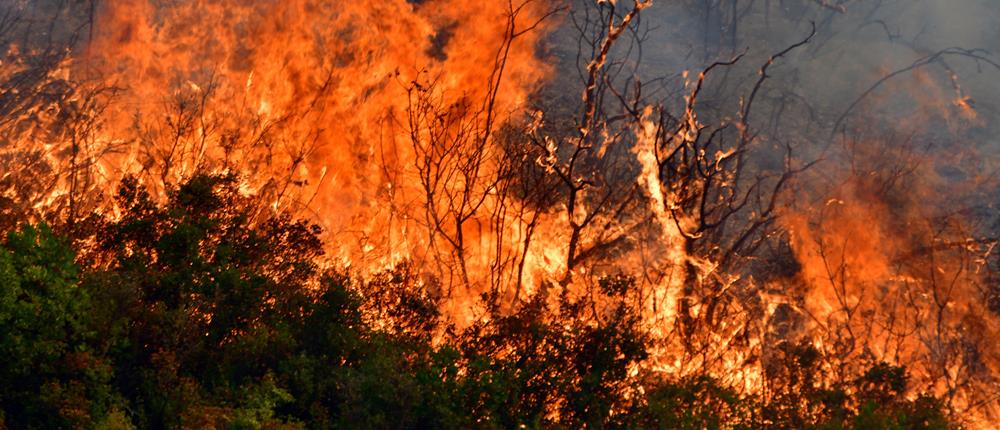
<box><xmin>76</xmin><ymin>0</ymin><xmax>555</xmax><ymax>292</ymax></box>
<box><xmin>781</xmin><ymin>136</ymin><xmax>1000</xmax><ymax>426</ymax></box>
<box><xmin>1</xmin><ymin>1</ymin><xmax>999</xmax><ymax>426</ymax></box>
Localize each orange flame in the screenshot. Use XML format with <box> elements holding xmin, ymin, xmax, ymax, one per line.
<box><xmin>81</xmin><ymin>0</ymin><xmax>554</xmax><ymax>292</ymax></box>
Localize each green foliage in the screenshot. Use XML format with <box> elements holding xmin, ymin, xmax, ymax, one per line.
<box><xmin>0</xmin><ymin>224</ymin><xmax>123</xmax><ymax>428</ymax></box>
<box><xmin>756</xmin><ymin>341</ymin><xmax>953</xmax><ymax>430</ymax></box>
<box><xmin>632</xmin><ymin>376</ymin><xmax>754</xmax><ymax>430</ymax></box>
<box><xmin>0</xmin><ymin>175</ymin><xmax>962</xmax><ymax>429</ymax></box>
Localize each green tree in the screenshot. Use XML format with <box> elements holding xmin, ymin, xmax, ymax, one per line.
<box><xmin>85</xmin><ymin>174</ymin><xmax>320</xmax><ymax>428</ymax></box>
<box><xmin>0</xmin><ymin>174</ymin><xmax>955</xmax><ymax>429</ymax></box>
<box><xmin>0</xmin><ymin>224</ymin><xmax>126</xmax><ymax>428</ymax></box>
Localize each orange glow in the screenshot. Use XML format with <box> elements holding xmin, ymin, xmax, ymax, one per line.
<box><xmin>2</xmin><ymin>1</ymin><xmax>999</xmax><ymax>426</ymax></box>
<box><xmin>781</xmin><ymin>139</ymin><xmax>1000</xmax><ymax>426</ymax></box>
<box><xmin>80</xmin><ymin>0</ymin><xmax>555</xmax><ymax>295</ymax></box>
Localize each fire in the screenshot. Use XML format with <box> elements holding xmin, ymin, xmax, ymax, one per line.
<box><xmin>2</xmin><ymin>0</ymin><xmax>1000</xmax><ymax>426</ymax></box>
<box><xmin>78</xmin><ymin>0</ymin><xmax>556</xmax><ymax>291</ymax></box>
<box><xmin>781</xmin><ymin>135</ymin><xmax>1000</xmax><ymax>426</ymax></box>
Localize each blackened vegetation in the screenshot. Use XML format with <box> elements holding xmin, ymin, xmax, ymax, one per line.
<box><xmin>0</xmin><ymin>174</ymin><xmax>955</xmax><ymax>428</ymax></box>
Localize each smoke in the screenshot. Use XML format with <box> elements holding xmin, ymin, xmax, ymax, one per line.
<box><xmin>2</xmin><ymin>0</ymin><xmax>999</xmax><ymax>425</ymax></box>
<box><xmin>534</xmin><ymin>0</ymin><xmax>1000</xmax><ymax>424</ymax></box>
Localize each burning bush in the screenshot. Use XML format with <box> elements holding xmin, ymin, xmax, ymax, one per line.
<box><xmin>0</xmin><ymin>0</ymin><xmax>999</xmax><ymax>427</ymax></box>
<box><xmin>0</xmin><ymin>174</ymin><xmax>958</xmax><ymax>428</ymax></box>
